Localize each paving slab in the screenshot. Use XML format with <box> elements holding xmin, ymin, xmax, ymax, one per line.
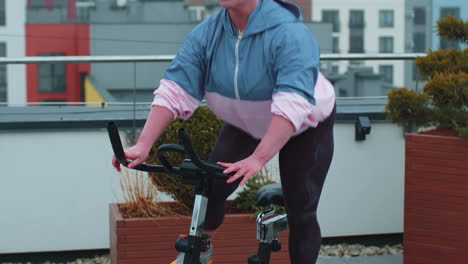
<box><xmin>317</xmin><ymin>255</ymin><xmax>403</xmax><ymax>264</ymax></box>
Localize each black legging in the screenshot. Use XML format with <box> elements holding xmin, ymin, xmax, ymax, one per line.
<box><xmin>204</xmin><ymin>105</ymin><xmax>336</xmax><ymax>264</ymax></box>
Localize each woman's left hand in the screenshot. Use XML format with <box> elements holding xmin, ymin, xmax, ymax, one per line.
<box><xmin>218</xmin><ymin>155</ymin><xmax>266</xmax><ymax>186</ymax></box>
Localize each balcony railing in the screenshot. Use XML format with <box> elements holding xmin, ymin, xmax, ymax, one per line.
<box><xmin>0</xmin><ymin>53</ymin><xmax>425</xmax><ymax>64</ymax></box>
<box><xmin>0</xmin><ymin>53</ymin><xmax>426</xmax><ymax>107</ymax></box>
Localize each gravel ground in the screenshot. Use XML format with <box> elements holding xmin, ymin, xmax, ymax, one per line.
<box><xmin>0</xmin><ymin>244</ymin><xmax>403</xmax><ymax>264</ymax></box>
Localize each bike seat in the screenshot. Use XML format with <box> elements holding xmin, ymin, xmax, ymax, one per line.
<box><xmin>256</xmin><ymin>183</ymin><xmax>284</xmax><ymax>207</ymax></box>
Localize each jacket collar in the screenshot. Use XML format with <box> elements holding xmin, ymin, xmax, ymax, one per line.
<box><xmin>220</xmin><ymin>0</ymin><xmax>302</xmax><ymax>38</ymax></box>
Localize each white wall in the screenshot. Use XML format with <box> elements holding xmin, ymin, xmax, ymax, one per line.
<box><xmin>313</xmin><ymin>0</ymin><xmax>406</xmax><ymax>87</ymax></box>
<box><xmin>318</xmin><ymin>123</ymin><xmax>404</xmax><ymax>237</ymax></box>
<box><xmin>0</xmin><ymin>129</ymin><xmax>118</xmax><ymax>253</ymax></box>
<box><xmin>0</xmin><ymin>0</ymin><xmax>27</xmax><ymax>105</ymax></box>
<box><xmin>0</xmin><ymin>123</ymin><xmax>405</xmax><ymax>253</ymax></box>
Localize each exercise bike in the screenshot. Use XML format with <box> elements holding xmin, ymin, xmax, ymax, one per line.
<box><xmin>107</xmin><ymin>122</ymin><xmax>288</xmax><ymax>264</ymax></box>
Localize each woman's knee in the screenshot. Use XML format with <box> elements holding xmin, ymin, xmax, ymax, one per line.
<box><xmin>286</xmin><ymin>207</ymin><xmax>318</xmax><ymax>228</ymax></box>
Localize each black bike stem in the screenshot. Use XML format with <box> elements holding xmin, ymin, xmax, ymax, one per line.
<box><xmin>156</xmin><ymin>144</ymin><xmax>186</xmax><ymax>173</ymax></box>
<box><xmin>179</xmin><ymin>128</ymin><xmax>232</xmax><ymax>179</ymax></box>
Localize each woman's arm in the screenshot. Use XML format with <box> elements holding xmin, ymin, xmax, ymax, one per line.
<box><xmin>220</xmin><ymin>114</ymin><xmax>294</xmax><ymax>186</ymax></box>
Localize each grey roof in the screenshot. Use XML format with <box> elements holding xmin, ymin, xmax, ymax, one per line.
<box><xmin>0</xmin><ymin>98</ymin><xmax>388</xmax><ymax>130</ymax></box>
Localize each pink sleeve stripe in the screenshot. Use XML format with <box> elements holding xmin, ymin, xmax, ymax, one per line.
<box><xmin>271</xmin><ymin>73</ymin><xmax>336</xmax><ymax>132</ymax></box>
<box><xmin>151</xmin><ymin>79</ymin><xmax>201</xmax><ymax>120</ymax></box>
<box><xmin>271</xmin><ymin>92</ymin><xmax>318</xmax><ymax>132</ymax></box>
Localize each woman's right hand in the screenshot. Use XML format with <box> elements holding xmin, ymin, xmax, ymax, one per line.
<box><xmin>112</xmin><ymin>143</ymin><xmax>151</xmax><ymax>172</ymax></box>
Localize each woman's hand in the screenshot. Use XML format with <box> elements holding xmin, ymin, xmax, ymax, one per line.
<box><xmin>111</xmin><ymin>106</ymin><xmax>174</xmax><ymax>172</ymax></box>
<box><xmin>112</xmin><ymin>143</ymin><xmax>151</xmax><ymax>172</ymax></box>
<box><xmin>218</xmin><ymin>154</ymin><xmax>266</xmax><ymax>186</ymax></box>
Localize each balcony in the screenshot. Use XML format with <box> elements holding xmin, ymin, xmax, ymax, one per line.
<box><xmin>0</xmin><ymin>54</ymin><xmax>425</xmax><ymax>263</ymax></box>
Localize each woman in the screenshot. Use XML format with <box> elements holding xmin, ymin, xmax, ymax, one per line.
<box><xmin>112</xmin><ymin>0</ymin><xmax>336</xmax><ymax>263</ymax></box>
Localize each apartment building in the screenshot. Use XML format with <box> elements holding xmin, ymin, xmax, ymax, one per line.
<box><xmin>404</xmin><ymin>0</ymin><xmax>432</xmax><ymax>90</ymax></box>
<box><xmin>0</xmin><ymin>0</ymin><xmax>27</xmax><ymax>105</ymax></box>
<box><xmin>313</xmin><ymin>0</ymin><xmax>406</xmax><ymax>91</ymax></box>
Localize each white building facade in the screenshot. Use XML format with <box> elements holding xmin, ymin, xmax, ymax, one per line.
<box><xmin>0</xmin><ymin>0</ymin><xmax>26</xmax><ymax>106</ymax></box>
<box><xmin>313</xmin><ymin>0</ymin><xmax>406</xmax><ymax>89</ymax></box>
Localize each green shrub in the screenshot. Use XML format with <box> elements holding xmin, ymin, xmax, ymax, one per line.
<box><xmin>147</xmin><ymin>106</ymin><xmax>224</xmax><ymax>209</ymax></box>
<box><xmin>415</xmin><ymin>49</ymin><xmax>468</xmax><ymax>80</ymax></box>
<box><xmin>424</xmin><ymin>72</ymin><xmax>468</xmax><ymax>109</ymax></box>
<box><xmin>437</xmin><ymin>16</ymin><xmax>468</xmax><ymax>44</ymax></box>
<box><xmin>386</xmin><ymin>16</ymin><xmax>467</xmax><ymax>136</ymax></box>
<box><xmin>386</xmin><ymin>88</ymin><xmax>431</xmax><ymax>132</ymax></box>
<box><xmin>457</xmin><ymin>126</ymin><xmax>468</xmax><ymax>138</ymax></box>
<box><xmin>145</xmin><ymin>106</ymin><xmax>285</xmax><ymax>217</ymax></box>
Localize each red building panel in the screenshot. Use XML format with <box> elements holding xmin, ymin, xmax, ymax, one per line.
<box><xmin>26</xmin><ymin>24</ymin><xmax>90</xmax><ymax>103</ymax></box>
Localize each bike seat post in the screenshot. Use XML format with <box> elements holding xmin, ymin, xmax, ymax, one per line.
<box><xmin>250</xmin><ymin>205</ymin><xmax>289</xmax><ymax>264</ymax></box>
<box><xmin>190</xmin><ymin>194</ymin><xmax>208</xmax><ymax>238</ymax></box>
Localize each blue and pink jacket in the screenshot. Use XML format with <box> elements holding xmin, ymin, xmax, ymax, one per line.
<box><xmin>152</xmin><ymin>0</ymin><xmax>336</xmax><ymax>139</ymax></box>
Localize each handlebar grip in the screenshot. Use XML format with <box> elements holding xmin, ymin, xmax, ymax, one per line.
<box><xmin>107</xmin><ymin>121</ymin><xmax>167</xmax><ymax>173</ymax></box>
<box><xmin>107</xmin><ymin>121</ymin><xmax>128</xmax><ymax>166</ymax></box>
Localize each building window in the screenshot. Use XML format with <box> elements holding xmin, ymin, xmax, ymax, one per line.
<box><xmin>440</xmin><ymin>7</ymin><xmax>460</xmax><ymax>18</ymax></box>
<box><xmin>322</xmin><ymin>10</ymin><xmax>340</xmax><ymax>32</ymax></box>
<box><xmin>379</xmin><ymin>65</ymin><xmax>393</xmax><ymax>84</ymax></box>
<box><xmin>379</xmin><ymin>37</ymin><xmax>393</xmax><ymax>53</ymax></box>
<box><xmin>0</xmin><ymin>42</ymin><xmax>6</xmax><ymax>103</ymax></box>
<box><xmin>413</xmin><ymin>63</ymin><xmax>422</xmax><ymax>81</ymax></box>
<box><xmin>413</xmin><ymin>33</ymin><xmax>426</xmax><ymax>52</ymax></box>
<box><xmin>379</xmin><ymin>10</ymin><xmax>394</xmax><ymax>28</ymax></box>
<box><xmin>349</xmin><ymin>10</ymin><xmax>365</xmax><ymax>28</ymax></box>
<box><xmin>350</xmin><ymin>34</ymin><xmax>364</xmax><ymax>53</ymax></box>
<box><xmin>379</xmin><ymin>37</ymin><xmax>394</xmax><ymax>53</ymax></box>
<box><xmin>331</xmin><ymin>65</ymin><xmax>339</xmax><ymax>75</ymax></box>
<box><xmin>0</xmin><ymin>0</ymin><xmax>5</xmax><ymax>26</ymax></box>
<box><xmin>339</xmin><ymin>88</ymin><xmax>348</xmax><ymax>97</ymax></box>
<box><xmin>413</xmin><ymin>7</ymin><xmax>426</xmax><ymax>25</ymax></box>
<box><xmin>38</xmin><ymin>54</ymin><xmax>66</xmax><ymax>93</ymax></box>
<box><xmin>332</xmin><ymin>36</ymin><xmax>340</xmax><ymax>53</ymax></box>
<box><xmin>441</xmin><ymin>39</ymin><xmax>459</xmax><ymax>50</ymax></box>
<box><xmin>440</xmin><ymin>8</ymin><xmax>460</xmax><ymax>50</ymax></box>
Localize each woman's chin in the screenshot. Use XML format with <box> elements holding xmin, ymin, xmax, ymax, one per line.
<box><xmin>217</xmin><ymin>0</ymin><xmax>237</xmax><ymax>9</ymax></box>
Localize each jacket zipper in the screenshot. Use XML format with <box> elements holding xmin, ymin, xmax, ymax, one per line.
<box><xmin>234</xmin><ymin>30</ymin><xmax>243</xmax><ymax>100</ymax></box>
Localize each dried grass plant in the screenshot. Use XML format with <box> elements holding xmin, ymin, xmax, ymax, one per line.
<box><xmin>118</xmin><ymin>169</ymin><xmax>191</xmax><ymax>218</ymax></box>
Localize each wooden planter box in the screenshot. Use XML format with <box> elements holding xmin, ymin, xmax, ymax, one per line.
<box><xmin>110</xmin><ymin>203</ymin><xmax>290</xmax><ymax>264</ymax></box>
<box><xmin>404</xmin><ymin>132</ymin><xmax>468</xmax><ymax>264</ymax></box>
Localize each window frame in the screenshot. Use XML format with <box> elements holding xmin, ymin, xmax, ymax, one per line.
<box><xmin>349</xmin><ymin>34</ymin><xmax>364</xmax><ymax>53</ymax></box>
<box><xmin>38</xmin><ymin>54</ymin><xmax>67</xmax><ymax>94</ymax></box>
<box><xmin>349</xmin><ymin>10</ymin><xmax>365</xmax><ymax>28</ymax></box>
<box><xmin>413</xmin><ymin>7</ymin><xmax>426</xmax><ymax>25</ymax></box>
<box><xmin>322</xmin><ymin>9</ymin><xmax>340</xmax><ymax>33</ymax></box>
<box><xmin>0</xmin><ymin>0</ymin><xmax>5</xmax><ymax>26</ymax></box>
<box><xmin>379</xmin><ymin>10</ymin><xmax>394</xmax><ymax>28</ymax></box>
<box><xmin>439</xmin><ymin>8</ymin><xmax>461</xmax><ymax>50</ymax></box>
<box><xmin>379</xmin><ymin>65</ymin><xmax>394</xmax><ymax>84</ymax></box>
<box><xmin>413</xmin><ymin>32</ymin><xmax>426</xmax><ymax>53</ymax></box>
<box><xmin>0</xmin><ymin>42</ymin><xmax>6</xmax><ymax>103</ymax></box>
<box><xmin>332</xmin><ymin>36</ymin><xmax>340</xmax><ymax>54</ymax></box>
<box><xmin>379</xmin><ymin>36</ymin><xmax>394</xmax><ymax>53</ymax></box>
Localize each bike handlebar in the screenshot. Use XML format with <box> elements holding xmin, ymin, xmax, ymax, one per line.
<box><xmin>107</xmin><ymin>121</ymin><xmax>231</xmax><ymax>179</ymax></box>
